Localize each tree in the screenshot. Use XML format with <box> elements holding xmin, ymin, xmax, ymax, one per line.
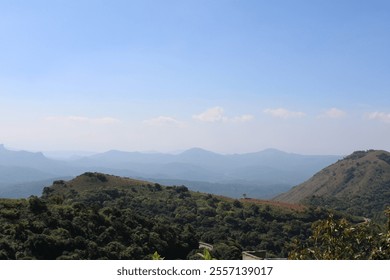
<box><xmin>151</xmin><ymin>251</ymin><xmax>164</xmax><ymax>260</ymax></box>
<box><xmin>289</xmin><ymin>214</ymin><xmax>390</xmax><ymax>260</ymax></box>
<box><xmin>28</xmin><ymin>196</ymin><xmax>47</xmax><ymax>213</ymax></box>
<box><xmin>197</xmin><ymin>248</ymin><xmax>216</xmax><ymax>260</ymax></box>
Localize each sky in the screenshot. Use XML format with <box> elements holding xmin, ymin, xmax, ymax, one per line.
<box><xmin>0</xmin><ymin>0</ymin><xmax>390</xmax><ymax>155</ymax></box>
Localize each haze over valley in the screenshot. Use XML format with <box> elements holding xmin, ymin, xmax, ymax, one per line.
<box><xmin>0</xmin><ymin>144</ymin><xmax>340</xmax><ymax>199</ymax></box>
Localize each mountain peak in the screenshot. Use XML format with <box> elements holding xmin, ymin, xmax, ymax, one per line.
<box><xmin>260</xmin><ymin>148</ymin><xmax>288</xmax><ymax>155</ymax></box>
<box><xmin>180</xmin><ymin>147</ymin><xmax>217</xmax><ymax>155</ymax></box>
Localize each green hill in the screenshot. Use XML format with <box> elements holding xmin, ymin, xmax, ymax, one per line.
<box><xmin>274</xmin><ymin>150</ymin><xmax>390</xmax><ymax>221</ymax></box>
<box><xmin>0</xmin><ymin>172</ymin><xmax>335</xmax><ymax>260</ymax></box>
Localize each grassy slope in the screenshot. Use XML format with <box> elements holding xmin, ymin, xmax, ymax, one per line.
<box><xmin>274</xmin><ymin>150</ymin><xmax>390</xmax><ymax>220</ymax></box>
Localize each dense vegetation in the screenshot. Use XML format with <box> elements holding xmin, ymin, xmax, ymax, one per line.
<box><xmin>0</xmin><ymin>172</ymin><xmax>339</xmax><ymax>260</ymax></box>
<box><xmin>275</xmin><ymin>150</ymin><xmax>390</xmax><ymax>223</ymax></box>
<box><xmin>1</xmin><ymin>172</ymin><xmax>388</xmax><ymax>260</ymax></box>
<box><xmin>289</xmin><ymin>212</ymin><xmax>390</xmax><ymax>259</ymax></box>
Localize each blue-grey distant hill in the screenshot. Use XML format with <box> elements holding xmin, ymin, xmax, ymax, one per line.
<box><xmin>0</xmin><ymin>144</ymin><xmax>341</xmax><ymax>198</ymax></box>
<box><xmin>0</xmin><ymin>144</ymin><xmax>83</xmax><ymax>197</ymax></box>
<box><xmin>71</xmin><ymin>147</ymin><xmax>342</xmax><ymax>198</ymax></box>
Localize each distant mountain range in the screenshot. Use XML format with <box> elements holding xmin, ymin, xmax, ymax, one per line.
<box><xmin>0</xmin><ymin>144</ymin><xmax>341</xmax><ymax>198</ymax></box>
<box><xmin>274</xmin><ymin>150</ymin><xmax>390</xmax><ymax>221</ymax></box>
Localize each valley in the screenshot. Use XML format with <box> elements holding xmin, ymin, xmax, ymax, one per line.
<box><xmin>0</xmin><ymin>144</ymin><xmax>340</xmax><ymax>199</ymax></box>
<box><xmin>0</xmin><ymin>146</ymin><xmax>389</xmax><ymax>260</ymax></box>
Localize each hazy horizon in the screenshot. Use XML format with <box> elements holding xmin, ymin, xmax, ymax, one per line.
<box><xmin>1</xmin><ymin>1</ymin><xmax>389</xmax><ymax>155</ymax></box>
<box><xmin>0</xmin><ymin>142</ymin><xmax>361</xmax><ymax>158</ymax></box>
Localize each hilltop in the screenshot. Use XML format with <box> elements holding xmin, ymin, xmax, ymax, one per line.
<box><xmin>274</xmin><ymin>150</ymin><xmax>390</xmax><ymax>221</ymax></box>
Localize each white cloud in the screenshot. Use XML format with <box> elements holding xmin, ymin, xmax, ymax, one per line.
<box><xmin>231</xmin><ymin>114</ymin><xmax>255</xmax><ymax>123</ymax></box>
<box><xmin>322</xmin><ymin>108</ymin><xmax>347</xmax><ymax>119</ymax></box>
<box><xmin>263</xmin><ymin>108</ymin><xmax>306</xmax><ymax>119</ymax></box>
<box><xmin>45</xmin><ymin>116</ymin><xmax>120</xmax><ymax>125</ymax></box>
<box><xmin>193</xmin><ymin>106</ymin><xmax>226</xmax><ymax>122</ymax></box>
<box><xmin>193</xmin><ymin>107</ymin><xmax>254</xmax><ymax>123</ymax></box>
<box><xmin>143</xmin><ymin>116</ymin><xmax>184</xmax><ymax>127</ymax></box>
<box><xmin>367</xmin><ymin>112</ymin><xmax>390</xmax><ymax>123</ymax></box>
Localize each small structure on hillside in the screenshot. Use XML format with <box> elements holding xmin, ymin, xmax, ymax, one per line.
<box><xmin>242</xmin><ymin>250</ymin><xmax>267</xmax><ymax>260</ymax></box>
<box><xmin>198</xmin><ymin>242</ymin><xmax>214</xmax><ymax>251</ymax></box>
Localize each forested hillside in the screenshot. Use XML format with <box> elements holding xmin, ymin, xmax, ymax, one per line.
<box><xmin>0</xmin><ymin>172</ymin><xmax>338</xmax><ymax>260</ymax></box>
<box><xmin>274</xmin><ymin>150</ymin><xmax>390</xmax><ymax>222</ymax></box>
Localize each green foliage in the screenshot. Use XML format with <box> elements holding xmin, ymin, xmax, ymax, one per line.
<box><xmin>281</xmin><ymin>150</ymin><xmax>390</xmax><ymax>224</ymax></box>
<box><xmin>378</xmin><ymin>153</ymin><xmax>390</xmax><ymax>165</ymax></box>
<box><xmin>344</xmin><ymin>150</ymin><xmax>368</xmax><ymax>160</ymax></box>
<box><xmin>28</xmin><ymin>196</ymin><xmax>47</xmax><ymax>213</ymax></box>
<box><xmin>212</xmin><ymin>242</ymin><xmax>242</xmax><ymax>260</ymax></box>
<box><xmin>151</xmin><ymin>251</ymin><xmax>164</xmax><ymax>260</ymax></box>
<box><xmin>289</xmin><ymin>214</ymin><xmax>390</xmax><ymax>259</ymax></box>
<box><xmin>198</xmin><ymin>248</ymin><xmax>216</xmax><ymax>260</ymax></box>
<box><xmin>0</xmin><ymin>172</ymin><xmax>377</xmax><ymax>260</ymax></box>
<box><xmin>386</xmin><ymin>207</ymin><xmax>390</xmax><ymax>231</ymax></box>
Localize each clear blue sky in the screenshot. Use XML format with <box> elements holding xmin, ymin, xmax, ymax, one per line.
<box><xmin>1</xmin><ymin>0</ymin><xmax>390</xmax><ymax>154</ymax></box>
